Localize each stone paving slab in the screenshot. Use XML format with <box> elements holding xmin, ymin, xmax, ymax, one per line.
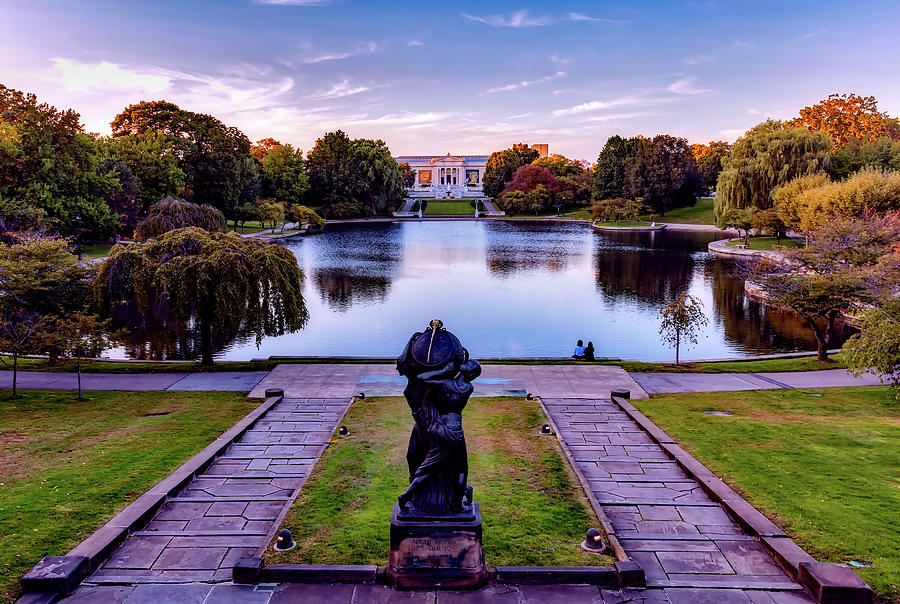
<box><xmin>79</xmin><ymin>397</ymin><xmax>351</xmax><ymax>586</ymax></box>
<box><xmin>542</xmin><ymin>397</ymin><xmax>812</xmax><ymax>601</ymax></box>
<box><xmin>631</xmin><ymin>369</ymin><xmax>884</xmax><ymax>394</ymax></box>
<box><xmin>0</xmin><ymin>370</ymin><xmax>268</xmax><ymax>391</ymax></box>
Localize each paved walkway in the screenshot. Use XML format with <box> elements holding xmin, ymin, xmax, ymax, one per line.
<box><xmin>0</xmin><ymin>371</ymin><xmax>268</xmax><ymax>391</ymax></box>
<box><xmin>67</xmin><ymin>397</ymin><xmax>351</xmax><ymax>597</ymax></box>
<box><xmin>543</xmin><ymin>397</ymin><xmax>813</xmax><ymax>603</ymax></box>
<box><xmin>632</xmin><ymin>368</ymin><xmax>884</xmax><ymax>394</ymax></box>
<box><xmin>248</xmin><ymin>363</ymin><xmax>648</xmax><ymax>399</ymax></box>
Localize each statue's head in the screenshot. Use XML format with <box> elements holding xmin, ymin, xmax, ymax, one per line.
<box><xmin>459</xmin><ymin>359</ymin><xmax>481</xmax><ymax>383</ymax></box>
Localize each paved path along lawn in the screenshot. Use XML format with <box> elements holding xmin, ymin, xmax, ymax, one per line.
<box><xmin>64</xmin><ymin>397</ymin><xmax>351</xmax><ymax>598</ymax></box>
<box><xmin>543</xmin><ymin>397</ymin><xmax>815</xmax><ymax>603</ymax></box>
<box><xmin>632</xmin><ymin>368</ymin><xmax>883</xmax><ymax>394</ymax></box>
<box><xmin>0</xmin><ymin>371</ymin><xmax>269</xmax><ymax>391</ymax></box>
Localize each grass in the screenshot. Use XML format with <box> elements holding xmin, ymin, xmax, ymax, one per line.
<box><xmin>0</xmin><ymin>389</ymin><xmax>260</xmax><ymax>603</ymax></box>
<box><xmin>650</xmin><ymin>197</ymin><xmax>716</xmax><ymax>225</ymax></box>
<box><xmin>268</xmin><ymin>396</ymin><xmax>613</xmax><ymax>567</ymax></box>
<box><xmin>727</xmin><ymin>237</ymin><xmax>805</xmax><ymax>251</ymax></box>
<box><xmin>424</xmin><ymin>201</ymin><xmax>475</xmax><ymax>216</ymax></box>
<box><xmin>78</xmin><ymin>244</ymin><xmax>113</xmax><ymax>261</ymax></box>
<box><xmin>593</xmin><ymin>221</ymin><xmax>654</xmax><ymax>227</ymax></box>
<box><xmin>633</xmin><ymin>386</ymin><xmax>899</xmax><ymax>602</ymax></box>
<box><xmin>227</xmin><ymin>220</ymin><xmax>269</xmax><ymax>234</ymax></box>
<box><xmin>1</xmin><ymin>353</ymin><xmax>846</xmax><ymax>375</ymax></box>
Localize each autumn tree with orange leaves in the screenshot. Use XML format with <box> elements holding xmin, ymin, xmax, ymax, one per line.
<box><xmin>790</xmin><ymin>93</ymin><xmax>900</xmax><ymax>148</ymax></box>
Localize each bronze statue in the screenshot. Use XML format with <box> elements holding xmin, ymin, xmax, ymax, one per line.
<box><xmin>396</xmin><ymin>319</ymin><xmax>480</xmax><ymax>517</ymax></box>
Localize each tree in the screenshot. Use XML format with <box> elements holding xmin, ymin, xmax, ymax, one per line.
<box><xmin>495</xmin><ymin>189</ymin><xmax>527</xmax><ymax>214</ymax></box>
<box><xmin>659</xmin><ymin>292</ymin><xmax>708</xmax><ymax>365</ymax></box>
<box><xmin>233</xmin><ymin>202</ymin><xmax>259</xmax><ymax>233</ymax></box>
<box><xmin>718</xmin><ymin>208</ymin><xmax>753</xmax><ymax>244</ymax></box>
<box><xmin>255</xmin><ymin>141</ymin><xmax>309</xmax><ymax>205</ymax></box>
<box><xmin>352</xmin><ymin>138</ymin><xmax>405</xmax><ymax>217</ymax></box>
<box><xmin>483</xmin><ymin>143</ymin><xmax>540</xmax><ymax>198</ymax></box>
<box><xmin>97</xmin><ymin>158</ymin><xmax>142</xmax><ymax>233</ymax></box>
<box><xmin>0</xmin><ymin>85</ymin><xmax>119</xmax><ymax>238</ymax></box>
<box><xmin>592</xmin><ymin>135</ymin><xmax>639</xmax><ymax>200</ymax></box>
<box><xmin>772</xmin><ymin>172</ymin><xmax>832</xmax><ymax>240</ymax></box>
<box><xmin>399</xmin><ymin>162</ymin><xmax>416</xmax><ymax>188</ymax></box>
<box><xmin>255</xmin><ymin>198</ymin><xmax>285</xmax><ymax>230</ymax></box>
<box><xmin>532</xmin><ymin>154</ymin><xmax>584</xmax><ymax>178</ymax></box>
<box><xmin>134</xmin><ymin>197</ymin><xmax>225</xmax><ymax>240</ymax></box>
<box><xmin>111</xmin><ymin>101</ymin><xmax>256</xmax><ymax>217</ymax></box>
<box><xmin>829</xmin><ymin>137</ymin><xmax>900</xmax><ymax>180</ymax></box>
<box><xmin>289</xmin><ymin>205</ymin><xmax>325</xmax><ymax>230</ymax></box>
<box><xmin>43</xmin><ymin>312</ymin><xmax>121</xmax><ymax>401</ymax></box>
<box><xmin>715</xmin><ymin>121</ymin><xmax>832</xmax><ymax>219</ymax></box>
<box><xmin>843</xmin><ymin>301</ymin><xmax>900</xmax><ymax>397</ymax></box>
<box><xmin>592</xmin><ymin>198</ymin><xmax>626</xmax><ymax>223</ymax></box>
<box><xmin>751</xmin><ymin>209</ymin><xmax>787</xmax><ymax>243</ymax></box>
<box><xmin>0</xmin><ymin>236</ymin><xmax>89</xmax><ymax>396</ymax></box>
<box><xmin>306</xmin><ymin>130</ymin><xmax>357</xmax><ymax>213</ymax></box>
<box><xmin>626</xmin><ymin>135</ymin><xmax>703</xmax><ymax>214</ymax></box>
<box><xmin>790</xmin><ymin>93</ymin><xmax>900</xmax><ymax>149</ymax></box>
<box><xmin>104</xmin><ymin>132</ymin><xmax>186</xmax><ymax>211</ymax></box>
<box><xmin>93</xmin><ymin>228</ymin><xmax>308</xmax><ymax>365</ymax></box>
<box><xmin>505</xmin><ymin>165</ymin><xmax>559</xmax><ymax>196</ymax></box>
<box><xmin>690</xmin><ymin>141</ymin><xmax>731</xmax><ymax>192</ymax></box>
<box><xmin>525</xmin><ymin>184</ymin><xmax>552</xmax><ymax>215</ymax></box>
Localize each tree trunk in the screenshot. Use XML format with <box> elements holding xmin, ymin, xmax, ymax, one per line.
<box><xmin>675</xmin><ymin>330</ymin><xmax>680</xmax><ymax>365</ymax></box>
<box><xmin>11</xmin><ymin>352</ymin><xmax>17</xmax><ymax>399</ymax></box>
<box><xmin>804</xmin><ymin>315</ymin><xmax>829</xmax><ymax>361</ymax></box>
<box><xmin>77</xmin><ymin>358</ymin><xmax>83</xmax><ymax>401</ymax></box>
<box><xmin>200</xmin><ymin>313</ymin><xmax>214</xmax><ymax>367</ymax></box>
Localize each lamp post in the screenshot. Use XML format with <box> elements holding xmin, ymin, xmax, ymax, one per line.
<box><xmin>74</xmin><ymin>213</ymin><xmax>83</xmax><ymax>260</ymax></box>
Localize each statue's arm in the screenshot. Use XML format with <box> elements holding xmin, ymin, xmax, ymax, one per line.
<box><xmin>396</xmin><ymin>332</ymin><xmax>420</xmax><ymax>376</ymax></box>
<box><xmin>419</xmin><ymin>362</ymin><xmax>457</xmax><ymax>382</ymax></box>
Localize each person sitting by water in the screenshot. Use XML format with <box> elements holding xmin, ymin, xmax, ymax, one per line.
<box><xmin>572</xmin><ymin>339</ymin><xmax>585</xmax><ymax>359</ymax></box>
<box><xmin>583</xmin><ymin>341</ymin><xmax>595</xmax><ymax>362</ymax></box>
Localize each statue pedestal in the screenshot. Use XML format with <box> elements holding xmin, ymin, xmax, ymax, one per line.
<box><xmin>387</xmin><ymin>502</ymin><xmax>487</xmax><ymax>590</ymax></box>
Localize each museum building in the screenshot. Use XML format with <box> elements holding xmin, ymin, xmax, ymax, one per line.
<box><xmin>396</xmin><ymin>145</ymin><xmax>548</xmax><ymax>199</ymax></box>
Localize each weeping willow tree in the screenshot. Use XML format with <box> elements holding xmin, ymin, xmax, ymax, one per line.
<box><xmin>133</xmin><ymin>196</ymin><xmax>226</xmax><ymax>240</ymax></box>
<box><xmin>715</xmin><ymin>121</ymin><xmax>832</xmax><ymax>224</ymax></box>
<box><xmin>93</xmin><ymin>227</ymin><xmax>307</xmax><ymax>365</ymax></box>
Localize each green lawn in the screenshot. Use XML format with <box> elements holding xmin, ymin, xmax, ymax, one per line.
<box><xmin>227</xmin><ymin>220</ymin><xmax>269</xmax><ymax>234</ymax></box>
<box><xmin>269</xmin><ymin>396</ymin><xmax>613</xmax><ymax>567</ymax></box>
<box><xmin>1</xmin><ymin>353</ymin><xmax>845</xmax><ymax>375</ymax></box>
<box><xmin>650</xmin><ymin>197</ymin><xmax>716</xmax><ymax>225</ymax></box>
<box><xmin>593</xmin><ymin>221</ymin><xmax>654</xmax><ymax>227</ymax></box>
<box><xmin>424</xmin><ymin>201</ymin><xmax>475</xmax><ymax>215</ymax></box>
<box><xmin>78</xmin><ymin>244</ymin><xmax>113</xmax><ymax>261</ymax></box>
<box><xmin>727</xmin><ymin>237</ymin><xmax>805</xmax><ymax>251</ymax></box>
<box><xmin>0</xmin><ymin>389</ymin><xmax>259</xmax><ymax>603</ymax></box>
<box><xmin>633</xmin><ymin>387</ymin><xmax>899</xmax><ymax>602</ymax></box>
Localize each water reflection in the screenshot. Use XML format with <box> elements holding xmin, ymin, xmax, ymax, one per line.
<box><xmin>110</xmin><ymin>221</ymin><xmax>854</xmax><ymax>361</ymax></box>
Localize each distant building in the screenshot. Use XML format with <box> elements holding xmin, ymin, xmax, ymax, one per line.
<box><xmin>395</xmin><ymin>153</ymin><xmax>489</xmax><ymax>198</ymax></box>
<box><xmin>396</xmin><ymin>145</ymin><xmax>550</xmax><ymax>198</ymax></box>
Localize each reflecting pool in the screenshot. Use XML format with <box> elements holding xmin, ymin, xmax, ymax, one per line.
<box><xmin>113</xmin><ymin>221</ymin><xmax>854</xmax><ymax>361</ymax></box>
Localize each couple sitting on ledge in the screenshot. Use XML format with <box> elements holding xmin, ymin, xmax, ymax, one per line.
<box><xmin>572</xmin><ymin>339</ymin><xmax>595</xmax><ymax>361</ymax></box>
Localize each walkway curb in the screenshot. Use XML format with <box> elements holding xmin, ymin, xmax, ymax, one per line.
<box><xmin>18</xmin><ymin>394</ymin><xmax>284</xmax><ymax>598</ymax></box>
<box><xmin>611</xmin><ymin>396</ymin><xmax>874</xmax><ymax>604</ymax></box>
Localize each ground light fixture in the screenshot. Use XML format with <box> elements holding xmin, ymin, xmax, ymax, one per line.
<box><xmin>581</xmin><ymin>528</ymin><xmax>606</xmax><ymax>553</ymax></box>
<box><xmin>274</xmin><ymin>529</ymin><xmax>295</xmax><ymax>552</ymax></box>
<box><xmin>526</xmin><ymin>393</ymin><xmax>535</xmax><ymax>400</ymax></box>
<box><xmin>338</xmin><ymin>425</ymin><xmax>349</xmax><ymax>436</ymax></box>
<box><xmin>540</xmin><ymin>424</ymin><xmax>553</xmax><ymax>435</ymax></box>
<box><xmin>358</xmin><ymin>392</ymin><xmax>366</xmax><ymax>400</ymax></box>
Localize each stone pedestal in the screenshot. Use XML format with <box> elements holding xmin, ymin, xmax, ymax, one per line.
<box><xmin>387</xmin><ymin>503</ymin><xmax>487</xmax><ymax>590</ymax></box>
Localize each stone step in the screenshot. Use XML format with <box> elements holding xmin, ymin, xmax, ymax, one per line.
<box><xmin>596</xmin><ymin>498</ymin><xmax>718</xmax><ymax>506</ymax></box>
<box><xmin>133</xmin><ymin>530</ymin><xmax>268</xmax><ymax>537</ymax></box>
<box><xmin>169</xmin><ymin>496</ymin><xmax>291</xmax><ymax>503</ymax></box>
<box><xmin>647</xmin><ymin>577</ymin><xmax>803</xmax><ymax>590</ymax></box>
<box><xmin>589</xmin><ymin>476</ymin><xmax>695</xmax><ymax>484</ymax></box>
<box><xmin>85</xmin><ymin>575</ymin><xmax>229</xmax><ymax>585</ymax></box>
<box><xmin>200</xmin><ymin>472</ymin><xmax>308</xmax><ymax>479</ymax></box>
<box><xmin>618</xmin><ymin>533</ymin><xmax>755</xmax><ymax>541</ymax></box>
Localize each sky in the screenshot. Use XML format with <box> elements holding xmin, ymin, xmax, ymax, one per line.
<box><xmin>2</xmin><ymin>0</ymin><xmax>899</xmax><ymax>160</ymax></box>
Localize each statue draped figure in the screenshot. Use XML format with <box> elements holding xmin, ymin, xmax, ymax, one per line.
<box><xmin>396</xmin><ymin>319</ymin><xmax>481</xmax><ymax>517</ymax></box>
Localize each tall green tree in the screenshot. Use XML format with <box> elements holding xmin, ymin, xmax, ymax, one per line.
<box><xmin>690</xmin><ymin>141</ymin><xmax>731</xmax><ymax>192</ymax></box>
<box><xmin>133</xmin><ymin>197</ymin><xmax>225</xmax><ymax>240</ymax></box>
<box><xmin>659</xmin><ymin>292</ymin><xmax>708</xmax><ymax>365</ymax></box>
<box><xmin>93</xmin><ymin>228</ymin><xmax>308</xmax><ymax>365</ymax></box>
<box><xmin>483</xmin><ymin>143</ymin><xmax>540</xmax><ymax>198</ymax></box>
<box><xmin>627</xmin><ymin>135</ymin><xmax>703</xmax><ymax>214</ymax></box>
<box><xmin>592</xmin><ymin>135</ymin><xmax>639</xmax><ymax>200</ymax></box>
<box><xmin>844</xmin><ymin>300</ymin><xmax>900</xmax><ymax>398</ymax></box>
<box><xmin>255</xmin><ymin>140</ymin><xmax>309</xmax><ymax>205</ymax></box>
<box><xmin>715</xmin><ymin>121</ymin><xmax>832</xmax><ymax>219</ymax></box>
<box><xmin>0</xmin><ymin>85</ymin><xmax>119</xmax><ymax>237</ymax></box>
<box><xmin>104</xmin><ymin>132</ymin><xmax>186</xmax><ymax>211</ymax></box>
<box><xmin>352</xmin><ymin>138</ymin><xmax>405</xmax><ymax>216</ymax></box>
<box><xmin>111</xmin><ymin>101</ymin><xmax>257</xmax><ymax>217</ymax></box>
<box><xmin>532</xmin><ymin>154</ymin><xmax>585</xmax><ymax>178</ymax></box>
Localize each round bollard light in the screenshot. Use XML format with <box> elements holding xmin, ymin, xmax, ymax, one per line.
<box><xmin>581</xmin><ymin>528</ymin><xmax>606</xmax><ymax>554</ymax></box>
<box><xmin>338</xmin><ymin>425</ymin><xmax>349</xmax><ymax>436</ymax></box>
<box><xmin>274</xmin><ymin>529</ymin><xmax>295</xmax><ymax>552</ymax></box>
<box><xmin>358</xmin><ymin>392</ymin><xmax>366</xmax><ymax>400</ymax></box>
<box><xmin>526</xmin><ymin>393</ymin><xmax>535</xmax><ymax>400</ymax></box>
<box><xmin>540</xmin><ymin>424</ymin><xmax>553</xmax><ymax>435</ymax></box>
<box><xmin>611</xmin><ymin>389</ymin><xmax>630</xmax><ymax>400</ymax></box>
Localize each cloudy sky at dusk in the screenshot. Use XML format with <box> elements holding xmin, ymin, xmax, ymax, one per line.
<box><xmin>2</xmin><ymin>0</ymin><xmax>899</xmax><ymax>159</ymax></box>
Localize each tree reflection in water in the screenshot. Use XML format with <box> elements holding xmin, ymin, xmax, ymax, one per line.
<box><xmin>484</xmin><ymin>221</ymin><xmax>583</xmax><ymax>277</ymax></box>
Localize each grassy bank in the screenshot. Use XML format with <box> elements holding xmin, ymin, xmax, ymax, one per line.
<box><xmin>726</xmin><ymin>237</ymin><xmax>805</xmax><ymax>251</ymax></box>
<box><xmin>1</xmin><ymin>353</ymin><xmax>846</xmax><ymax>375</ymax></box>
<box><xmin>424</xmin><ymin>201</ymin><xmax>474</xmax><ymax>215</ymax></box>
<box><xmin>268</xmin><ymin>396</ymin><xmax>612</xmax><ymax>567</ymax></box>
<box><xmin>0</xmin><ymin>389</ymin><xmax>259</xmax><ymax>603</ymax></box>
<box><xmin>633</xmin><ymin>387</ymin><xmax>899</xmax><ymax>602</ymax></box>
<box><xmin>593</xmin><ymin>221</ymin><xmax>654</xmax><ymax>227</ymax></box>
<box><xmin>651</xmin><ymin>196</ymin><xmax>715</xmax><ymax>225</ymax></box>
